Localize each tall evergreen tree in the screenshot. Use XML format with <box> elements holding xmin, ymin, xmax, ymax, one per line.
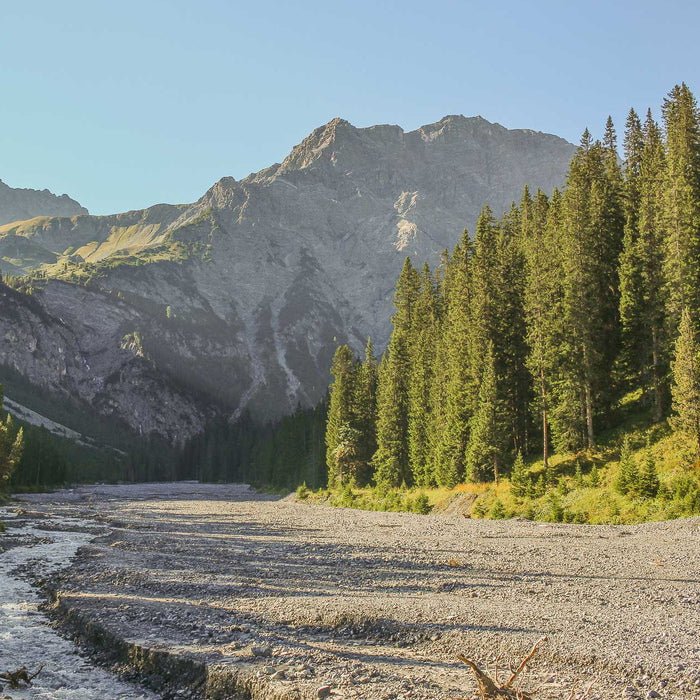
<box><xmin>353</xmin><ymin>337</ymin><xmax>378</xmax><ymax>485</ymax></box>
<box><xmin>671</xmin><ymin>308</ymin><xmax>700</xmax><ymax>453</ymax></box>
<box><xmin>619</xmin><ymin>110</ymin><xmax>668</xmax><ymax>419</ymax></box>
<box><xmin>408</xmin><ymin>264</ymin><xmax>439</xmax><ymax>485</ymax></box>
<box><xmin>466</xmin><ymin>342</ymin><xmax>508</xmax><ymax>482</ymax></box>
<box><xmin>554</xmin><ymin>129</ymin><xmax>624</xmax><ymax>450</ymax></box>
<box><xmin>431</xmin><ymin>235</ymin><xmax>474</xmax><ymax>486</ymax></box>
<box><xmin>325</xmin><ymin>345</ymin><xmax>358</xmax><ymax>486</ymax></box>
<box><xmin>663</xmin><ymin>84</ymin><xmax>700</xmax><ymax>337</ymax></box>
<box><xmin>373</xmin><ymin>259</ymin><xmax>420</xmax><ymax>487</ymax></box>
<box><xmin>522</xmin><ymin>187</ymin><xmax>561</xmax><ymax>467</ymax></box>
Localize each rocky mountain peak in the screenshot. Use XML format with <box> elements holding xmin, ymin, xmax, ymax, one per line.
<box><xmin>0</xmin><ymin>113</ymin><xmax>577</xmax><ymax>440</ymax></box>
<box><xmin>0</xmin><ymin>179</ymin><xmax>87</xmax><ymax>226</ymax></box>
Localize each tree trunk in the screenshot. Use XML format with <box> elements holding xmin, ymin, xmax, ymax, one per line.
<box><xmin>651</xmin><ymin>326</ymin><xmax>663</xmax><ymax>422</ymax></box>
<box><xmin>584</xmin><ymin>383</ymin><xmax>595</xmax><ymax>450</ymax></box>
<box><xmin>539</xmin><ymin>368</ymin><xmax>549</xmax><ymax>469</ymax></box>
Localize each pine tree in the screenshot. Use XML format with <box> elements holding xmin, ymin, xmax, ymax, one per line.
<box><xmin>432</xmin><ymin>235</ymin><xmax>473</xmax><ymax>486</ymax></box>
<box><xmin>0</xmin><ymin>390</ymin><xmax>24</xmax><ymax>488</ymax></box>
<box><xmin>637</xmin><ymin>453</ymin><xmax>660</xmax><ymax>498</ymax></box>
<box><xmin>353</xmin><ymin>337</ymin><xmax>378</xmax><ymax>485</ymax></box>
<box><xmin>466</xmin><ymin>343</ymin><xmax>507</xmax><ymax>482</ymax></box>
<box><xmin>465</xmin><ymin>205</ymin><xmax>530</xmax><ymax>478</ymax></box>
<box><xmin>332</xmin><ymin>424</ymin><xmax>363</xmax><ymax>485</ymax></box>
<box><xmin>663</xmin><ymin>84</ymin><xmax>700</xmax><ymax>336</ymax></box>
<box><xmin>509</xmin><ymin>450</ymin><xmax>528</xmax><ymax>498</ymax></box>
<box><xmin>325</xmin><ymin>345</ymin><xmax>358</xmax><ymax>487</ymax></box>
<box><xmin>373</xmin><ymin>259</ymin><xmax>420</xmax><ymax>487</ymax></box>
<box><xmin>408</xmin><ymin>265</ymin><xmax>438</xmax><ymax>486</ymax></box>
<box><xmin>553</xmin><ymin>128</ymin><xmax>624</xmax><ymax>450</ymax></box>
<box><xmin>619</xmin><ymin>110</ymin><xmax>668</xmax><ymax>419</ymax></box>
<box><xmin>671</xmin><ymin>308</ymin><xmax>700</xmax><ymax>453</ymax></box>
<box><xmin>614</xmin><ymin>437</ymin><xmax>639</xmax><ymax>495</ymax></box>
<box><xmin>522</xmin><ymin>187</ymin><xmax>561</xmax><ymax>467</ymax></box>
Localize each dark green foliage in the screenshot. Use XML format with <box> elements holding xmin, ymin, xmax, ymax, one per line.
<box><xmin>373</xmin><ymin>259</ymin><xmax>420</xmax><ymax>487</ymax></box>
<box><xmin>431</xmin><ymin>236</ymin><xmax>473</xmax><ymax>487</ymax></box>
<box><xmin>509</xmin><ymin>451</ymin><xmax>528</xmax><ymax>497</ymax></box>
<box><xmin>353</xmin><ymin>338</ymin><xmax>379</xmax><ymax>484</ymax></box>
<box><xmin>408</xmin><ymin>265</ymin><xmax>439</xmax><ymax>486</ymax></box>
<box><xmin>615</xmin><ymin>438</ymin><xmax>639</xmax><ymax>495</ymax></box>
<box><xmin>310</xmin><ymin>83</ymin><xmax>700</xmax><ymax>499</ymax></box>
<box><xmin>619</xmin><ymin>110</ymin><xmax>668</xmax><ymax>418</ymax></box>
<box><xmin>489</xmin><ymin>499</ymin><xmax>507</xmax><ymax>519</ymax></box>
<box><xmin>662</xmin><ymin>84</ymin><xmax>700</xmax><ymax>335</ymax></box>
<box><xmin>637</xmin><ymin>454</ymin><xmax>660</xmax><ymax>498</ymax></box>
<box><xmin>178</xmin><ymin>402</ymin><xmax>327</xmax><ymax>490</ymax></box>
<box><xmin>326</xmin><ymin>345</ymin><xmax>359</xmax><ymax>487</ymax></box>
<box><xmin>671</xmin><ymin>308</ymin><xmax>700</xmax><ymax>452</ymax></box>
<box><xmin>413</xmin><ymin>492</ymin><xmax>432</xmax><ymax>514</ymax></box>
<box><xmin>466</xmin><ymin>342</ymin><xmax>507</xmax><ymax>482</ymax></box>
<box><xmin>0</xmin><ymin>409</ymin><xmax>24</xmax><ymax>488</ymax></box>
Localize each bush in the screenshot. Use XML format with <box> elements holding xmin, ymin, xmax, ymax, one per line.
<box><xmin>413</xmin><ymin>493</ymin><xmax>432</xmax><ymax>515</ymax></box>
<box><xmin>490</xmin><ymin>499</ymin><xmax>507</xmax><ymax>519</ymax></box>
<box><xmin>296</xmin><ymin>482</ymin><xmax>310</xmax><ymax>500</ymax></box>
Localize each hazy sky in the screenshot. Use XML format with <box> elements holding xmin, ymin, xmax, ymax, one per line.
<box><xmin>2</xmin><ymin>0</ymin><xmax>698</xmax><ymax>214</ymax></box>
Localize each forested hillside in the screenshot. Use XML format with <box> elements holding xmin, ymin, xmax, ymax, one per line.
<box><xmin>321</xmin><ymin>84</ymin><xmax>700</xmax><ymax>522</ymax></box>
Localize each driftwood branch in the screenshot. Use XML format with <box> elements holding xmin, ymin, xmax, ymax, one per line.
<box><xmin>503</xmin><ymin>636</ymin><xmax>548</xmax><ymax>688</ymax></box>
<box><xmin>457</xmin><ymin>638</ymin><xmax>548</xmax><ymax>700</ymax></box>
<box><xmin>0</xmin><ymin>664</ymin><xmax>44</xmax><ymax>689</ymax></box>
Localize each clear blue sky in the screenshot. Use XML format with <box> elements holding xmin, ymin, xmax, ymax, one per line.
<box><xmin>2</xmin><ymin>0</ymin><xmax>698</xmax><ymax>215</ymax></box>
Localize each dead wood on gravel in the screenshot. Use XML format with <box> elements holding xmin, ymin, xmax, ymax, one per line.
<box><xmin>0</xmin><ymin>663</ymin><xmax>44</xmax><ymax>689</ymax></box>
<box><xmin>457</xmin><ymin>637</ymin><xmax>546</xmax><ymax>699</ymax></box>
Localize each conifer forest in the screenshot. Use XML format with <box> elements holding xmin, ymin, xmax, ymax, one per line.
<box><xmin>322</xmin><ymin>85</ymin><xmax>700</xmax><ymax>522</ymax></box>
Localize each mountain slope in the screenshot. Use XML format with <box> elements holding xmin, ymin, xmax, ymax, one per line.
<box><xmin>0</xmin><ymin>179</ymin><xmax>87</xmax><ymax>227</ymax></box>
<box><xmin>0</xmin><ymin>115</ymin><xmax>575</xmax><ymax>440</ymax></box>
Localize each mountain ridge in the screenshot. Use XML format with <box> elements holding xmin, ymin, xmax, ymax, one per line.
<box><xmin>0</xmin><ymin>179</ymin><xmax>87</xmax><ymax>227</ymax></box>
<box><xmin>0</xmin><ymin>114</ymin><xmax>576</xmax><ymax>442</ymax></box>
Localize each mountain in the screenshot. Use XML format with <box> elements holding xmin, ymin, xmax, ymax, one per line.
<box><xmin>0</xmin><ymin>179</ymin><xmax>87</xmax><ymax>229</ymax></box>
<box><xmin>0</xmin><ymin>115</ymin><xmax>575</xmax><ymax>443</ymax></box>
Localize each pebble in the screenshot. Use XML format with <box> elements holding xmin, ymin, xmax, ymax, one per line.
<box><xmin>317</xmin><ymin>686</ymin><xmax>332</xmax><ymax>699</ymax></box>
<box><xmin>252</xmin><ymin>645</ymin><xmax>273</xmax><ymax>658</ymax></box>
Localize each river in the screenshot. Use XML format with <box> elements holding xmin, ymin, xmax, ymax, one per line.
<box><xmin>0</xmin><ymin>508</ymin><xmax>155</xmax><ymax>699</ymax></box>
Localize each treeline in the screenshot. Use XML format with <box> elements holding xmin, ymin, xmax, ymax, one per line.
<box><xmin>177</xmin><ymin>402</ymin><xmax>327</xmax><ymax>489</ymax></box>
<box><xmin>0</xmin><ymin>388</ymin><xmax>24</xmax><ymax>490</ymax></box>
<box><xmin>326</xmin><ymin>83</ymin><xmax>700</xmax><ymax>489</ymax></box>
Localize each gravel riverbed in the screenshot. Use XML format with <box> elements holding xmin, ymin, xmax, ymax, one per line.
<box><xmin>4</xmin><ymin>482</ymin><xmax>699</xmax><ymax>700</ymax></box>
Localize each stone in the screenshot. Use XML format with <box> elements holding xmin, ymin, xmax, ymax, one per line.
<box><xmin>317</xmin><ymin>686</ymin><xmax>332</xmax><ymax>699</ymax></box>
<box><xmin>251</xmin><ymin>645</ymin><xmax>273</xmax><ymax>658</ymax></box>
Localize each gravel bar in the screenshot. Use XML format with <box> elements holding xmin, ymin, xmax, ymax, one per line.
<box><xmin>10</xmin><ymin>482</ymin><xmax>700</xmax><ymax>700</ymax></box>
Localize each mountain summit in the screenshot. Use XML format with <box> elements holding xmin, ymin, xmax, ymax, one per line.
<box><xmin>0</xmin><ymin>179</ymin><xmax>87</xmax><ymax>226</ymax></box>
<box><xmin>0</xmin><ymin>115</ymin><xmax>574</xmax><ymax>441</ymax></box>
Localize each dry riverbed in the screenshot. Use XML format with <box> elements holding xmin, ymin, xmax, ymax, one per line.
<box><xmin>2</xmin><ymin>482</ymin><xmax>699</xmax><ymax>700</ymax></box>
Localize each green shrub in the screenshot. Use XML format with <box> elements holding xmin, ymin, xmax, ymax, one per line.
<box><xmin>413</xmin><ymin>493</ymin><xmax>432</xmax><ymax>515</ymax></box>
<box><xmin>490</xmin><ymin>499</ymin><xmax>507</xmax><ymax>519</ymax></box>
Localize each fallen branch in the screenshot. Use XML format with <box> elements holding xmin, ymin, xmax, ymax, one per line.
<box><xmin>457</xmin><ymin>637</ymin><xmax>547</xmax><ymax>700</ymax></box>
<box><xmin>504</xmin><ymin>636</ymin><xmax>547</xmax><ymax>689</ymax></box>
<box><xmin>0</xmin><ymin>664</ymin><xmax>44</xmax><ymax>689</ymax></box>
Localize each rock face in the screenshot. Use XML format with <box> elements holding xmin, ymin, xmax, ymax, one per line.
<box><xmin>0</xmin><ymin>179</ymin><xmax>87</xmax><ymax>227</ymax></box>
<box><xmin>0</xmin><ymin>115</ymin><xmax>575</xmax><ymax>441</ymax></box>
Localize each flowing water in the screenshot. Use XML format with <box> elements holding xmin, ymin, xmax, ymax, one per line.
<box><xmin>0</xmin><ymin>509</ymin><xmax>155</xmax><ymax>699</ymax></box>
